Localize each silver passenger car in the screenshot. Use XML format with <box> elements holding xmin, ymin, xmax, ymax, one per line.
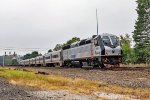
<box><xmin>44</xmin><ymin>50</ymin><xmax>62</xmax><ymax>67</ymax></box>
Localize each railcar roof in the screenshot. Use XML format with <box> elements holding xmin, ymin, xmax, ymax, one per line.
<box><xmin>44</xmin><ymin>50</ymin><xmax>61</xmax><ymax>56</ymax></box>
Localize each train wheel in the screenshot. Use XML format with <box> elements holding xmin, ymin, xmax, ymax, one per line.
<box><xmin>98</xmin><ymin>61</ymin><xmax>105</xmax><ymax>69</ymax></box>
<box><xmin>52</xmin><ymin>64</ymin><xmax>55</xmax><ymax>67</ymax></box>
<box><xmin>79</xmin><ymin>61</ymin><xmax>83</xmax><ymax>68</ymax></box>
<box><xmin>63</xmin><ymin>62</ymin><xmax>67</xmax><ymax>67</ymax></box>
<box><xmin>68</xmin><ymin>63</ymin><xmax>72</xmax><ymax>67</ymax></box>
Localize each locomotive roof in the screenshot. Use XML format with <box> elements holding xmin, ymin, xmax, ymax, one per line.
<box><xmin>63</xmin><ymin>34</ymin><xmax>113</xmax><ymax>50</ymax></box>
<box><xmin>101</xmin><ymin>33</ymin><xmax>117</xmax><ymax>37</ymax></box>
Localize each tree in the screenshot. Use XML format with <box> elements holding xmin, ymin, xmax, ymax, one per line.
<box><xmin>23</xmin><ymin>51</ymin><xmax>40</xmax><ymax>60</ymax></box>
<box><xmin>30</xmin><ymin>51</ymin><xmax>39</xmax><ymax>58</ymax></box>
<box><xmin>144</xmin><ymin>45</ymin><xmax>150</xmax><ymax>65</ymax></box>
<box><xmin>120</xmin><ymin>34</ymin><xmax>132</xmax><ymax>64</ymax></box>
<box><xmin>48</xmin><ymin>49</ymin><xmax>52</xmax><ymax>53</ymax></box>
<box><xmin>23</xmin><ymin>53</ymin><xmax>31</xmax><ymax>60</ymax></box>
<box><xmin>133</xmin><ymin>0</ymin><xmax>150</xmax><ymax>48</ymax></box>
<box><xmin>129</xmin><ymin>48</ymin><xmax>138</xmax><ymax>64</ymax></box>
<box><xmin>133</xmin><ymin>0</ymin><xmax>150</xmax><ymax>63</ymax></box>
<box><xmin>65</xmin><ymin>37</ymin><xmax>80</xmax><ymax>45</ymax></box>
<box><xmin>53</xmin><ymin>44</ymin><xmax>63</xmax><ymax>51</ymax></box>
<box><xmin>11</xmin><ymin>59</ymin><xmax>18</xmax><ymax>65</ymax></box>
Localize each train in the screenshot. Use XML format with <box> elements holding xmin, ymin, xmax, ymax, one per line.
<box><xmin>19</xmin><ymin>33</ymin><xmax>122</xmax><ymax>68</ymax></box>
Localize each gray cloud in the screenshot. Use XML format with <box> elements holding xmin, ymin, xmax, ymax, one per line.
<box><xmin>0</xmin><ymin>0</ymin><xmax>137</xmax><ymax>55</ymax></box>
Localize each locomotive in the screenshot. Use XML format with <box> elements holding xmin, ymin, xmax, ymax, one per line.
<box><xmin>19</xmin><ymin>33</ymin><xmax>122</xmax><ymax>68</ymax></box>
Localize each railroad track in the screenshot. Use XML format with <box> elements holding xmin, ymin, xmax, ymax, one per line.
<box><xmin>4</xmin><ymin>65</ymin><xmax>150</xmax><ymax>72</ymax></box>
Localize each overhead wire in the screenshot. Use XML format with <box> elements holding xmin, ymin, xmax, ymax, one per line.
<box><xmin>0</xmin><ymin>47</ymin><xmax>49</xmax><ymax>51</ymax></box>
<box><xmin>0</xmin><ymin>46</ymin><xmax>49</xmax><ymax>55</ymax></box>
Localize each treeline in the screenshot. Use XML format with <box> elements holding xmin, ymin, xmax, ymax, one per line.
<box><xmin>23</xmin><ymin>51</ymin><xmax>42</xmax><ymax>60</ymax></box>
<box><xmin>122</xmin><ymin>0</ymin><xmax>150</xmax><ymax>65</ymax></box>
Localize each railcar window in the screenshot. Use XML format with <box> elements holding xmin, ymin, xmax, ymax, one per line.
<box><xmin>86</xmin><ymin>40</ymin><xmax>91</xmax><ymax>44</ymax></box>
<box><xmin>75</xmin><ymin>43</ymin><xmax>79</xmax><ymax>47</ymax></box>
<box><xmin>79</xmin><ymin>39</ymin><xmax>86</xmax><ymax>46</ymax></box>
<box><xmin>63</xmin><ymin>45</ymin><xmax>70</xmax><ymax>50</ymax></box>
<box><xmin>52</xmin><ymin>55</ymin><xmax>59</xmax><ymax>58</ymax></box>
<box><xmin>71</xmin><ymin>44</ymin><xmax>75</xmax><ymax>48</ymax></box>
<box><xmin>46</xmin><ymin>56</ymin><xmax>50</xmax><ymax>59</ymax></box>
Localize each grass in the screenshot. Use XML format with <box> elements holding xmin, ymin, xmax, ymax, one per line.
<box><xmin>0</xmin><ymin>67</ymin><xmax>150</xmax><ymax>99</ymax></box>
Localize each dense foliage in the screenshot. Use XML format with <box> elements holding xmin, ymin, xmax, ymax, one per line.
<box><xmin>23</xmin><ymin>51</ymin><xmax>41</xmax><ymax>60</ymax></box>
<box><xmin>48</xmin><ymin>49</ymin><xmax>52</xmax><ymax>53</ymax></box>
<box><xmin>120</xmin><ymin>34</ymin><xmax>132</xmax><ymax>64</ymax></box>
<box><xmin>11</xmin><ymin>59</ymin><xmax>19</xmax><ymax>65</ymax></box>
<box><xmin>132</xmin><ymin>0</ymin><xmax>150</xmax><ymax>64</ymax></box>
<box><xmin>133</xmin><ymin>0</ymin><xmax>150</xmax><ymax>48</ymax></box>
<box><xmin>121</xmin><ymin>0</ymin><xmax>150</xmax><ymax>65</ymax></box>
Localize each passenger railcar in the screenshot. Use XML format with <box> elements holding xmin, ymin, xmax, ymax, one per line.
<box><xmin>30</xmin><ymin>58</ymin><xmax>36</xmax><ymax>66</ymax></box>
<box><xmin>43</xmin><ymin>50</ymin><xmax>62</xmax><ymax>67</ymax></box>
<box><xmin>35</xmin><ymin>56</ymin><xmax>44</xmax><ymax>66</ymax></box>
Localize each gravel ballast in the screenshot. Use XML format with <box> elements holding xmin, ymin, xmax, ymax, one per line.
<box><xmin>0</xmin><ymin>77</ymin><xmax>39</xmax><ymax>100</ymax></box>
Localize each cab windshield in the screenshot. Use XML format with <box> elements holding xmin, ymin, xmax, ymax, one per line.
<box><xmin>102</xmin><ymin>36</ymin><xmax>111</xmax><ymax>46</ymax></box>
<box><xmin>102</xmin><ymin>36</ymin><xmax>119</xmax><ymax>47</ymax></box>
<box><xmin>110</xmin><ymin>36</ymin><xmax>118</xmax><ymax>45</ymax></box>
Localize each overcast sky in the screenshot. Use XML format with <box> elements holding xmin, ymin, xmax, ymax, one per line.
<box><xmin>0</xmin><ymin>0</ymin><xmax>137</xmax><ymax>55</ymax></box>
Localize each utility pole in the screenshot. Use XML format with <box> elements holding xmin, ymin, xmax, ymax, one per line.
<box><xmin>96</xmin><ymin>8</ymin><xmax>99</xmax><ymax>35</ymax></box>
<box><xmin>3</xmin><ymin>55</ymin><xmax>5</xmax><ymax>67</ymax></box>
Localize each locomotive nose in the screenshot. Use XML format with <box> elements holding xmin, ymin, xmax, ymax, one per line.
<box><xmin>112</xmin><ymin>50</ymin><xmax>115</xmax><ymax>53</ymax></box>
